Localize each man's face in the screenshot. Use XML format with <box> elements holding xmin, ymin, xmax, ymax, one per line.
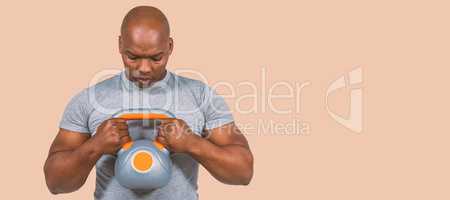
<box><xmin>119</xmin><ymin>26</ymin><xmax>173</xmax><ymax>88</ymax></box>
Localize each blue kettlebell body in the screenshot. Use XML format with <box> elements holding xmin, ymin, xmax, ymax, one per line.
<box><xmin>115</xmin><ymin>140</ymin><xmax>172</xmax><ymax>190</ymax></box>
<box><xmin>112</xmin><ymin>109</ymin><xmax>174</xmax><ymax>190</ymax></box>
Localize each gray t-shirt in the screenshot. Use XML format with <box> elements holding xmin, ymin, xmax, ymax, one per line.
<box><xmin>59</xmin><ymin>71</ymin><xmax>233</xmax><ymax>200</ymax></box>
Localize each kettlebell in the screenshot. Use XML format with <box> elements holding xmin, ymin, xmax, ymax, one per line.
<box><xmin>112</xmin><ymin>108</ymin><xmax>175</xmax><ymax>190</ymax></box>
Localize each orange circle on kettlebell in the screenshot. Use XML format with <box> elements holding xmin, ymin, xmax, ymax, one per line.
<box><xmin>132</xmin><ymin>151</ymin><xmax>153</xmax><ymax>173</ymax></box>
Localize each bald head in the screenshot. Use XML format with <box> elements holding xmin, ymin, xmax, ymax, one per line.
<box><xmin>121</xmin><ymin>6</ymin><xmax>170</xmax><ymax>37</ymax></box>
<box><xmin>119</xmin><ymin>6</ymin><xmax>173</xmax><ymax>88</ymax></box>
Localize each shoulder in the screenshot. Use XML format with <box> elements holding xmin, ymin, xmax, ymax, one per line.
<box><xmin>170</xmin><ymin>72</ymin><xmax>209</xmax><ymax>89</ymax></box>
<box><xmin>67</xmin><ymin>73</ymin><xmax>122</xmax><ymax>107</ymax></box>
<box><xmin>170</xmin><ymin>72</ymin><xmax>211</xmax><ymax>96</ymax></box>
<box><xmin>86</xmin><ymin>73</ymin><xmax>122</xmax><ymax>95</ymax></box>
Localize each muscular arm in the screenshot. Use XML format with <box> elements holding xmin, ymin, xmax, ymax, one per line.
<box><xmin>188</xmin><ymin>123</ymin><xmax>254</xmax><ymax>185</ymax></box>
<box><xmin>43</xmin><ymin>129</ymin><xmax>102</xmax><ymax>194</ymax></box>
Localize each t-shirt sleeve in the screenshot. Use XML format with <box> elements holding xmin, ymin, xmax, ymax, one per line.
<box><xmin>59</xmin><ymin>90</ymin><xmax>91</xmax><ymax>134</ymax></box>
<box><xmin>201</xmin><ymin>85</ymin><xmax>234</xmax><ymax>131</ymax></box>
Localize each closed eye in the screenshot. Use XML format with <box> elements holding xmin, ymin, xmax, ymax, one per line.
<box><xmin>127</xmin><ymin>55</ymin><xmax>138</xmax><ymax>60</ymax></box>
<box><xmin>152</xmin><ymin>56</ymin><xmax>163</xmax><ymax>62</ymax></box>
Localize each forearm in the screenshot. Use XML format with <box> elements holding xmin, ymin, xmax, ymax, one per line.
<box><xmin>44</xmin><ymin>138</ymin><xmax>102</xmax><ymax>194</ymax></box>
<box><xmin>188</xmin><ymin>137</ymin><xmax>253</xmax><ymax>185</ymax></box>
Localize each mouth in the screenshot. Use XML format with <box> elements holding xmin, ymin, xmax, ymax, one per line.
<box><xmin>136</xmin><ymin>77</ymin><xmax>151</xmax><ymax>81</ymax></box>
<box><xmin>135</xmin><ymin>77</ymin><xmax>152</xmax><ymax>85</ymax></box>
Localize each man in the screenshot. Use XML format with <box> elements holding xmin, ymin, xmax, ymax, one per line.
<box><xmin>43</xmin><ymin>6</ymin><xmax>253</xmax><ymax>200</ymax></box>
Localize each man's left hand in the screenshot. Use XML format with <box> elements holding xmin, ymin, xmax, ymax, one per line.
<box><xmin>156</xmin><ymin>119</ymin><xmax>200</xmax><ymax>153</ymax></box>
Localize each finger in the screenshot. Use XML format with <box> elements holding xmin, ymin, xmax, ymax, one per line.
<box><xmin>159</xmin><ymin>119</ymin><xmax>177</xmax><ymax>126</ymax></box>
<box><xmin>119</xmin><ymin>135</ymin><xmax>132</xmax><ymax>146</ymax></box>
<box><xmin>112</xmin><ymin>120</ymin><xmax>129</xmax><ymax>126</ymax></box>
<box><xmin>113</xmin><ymin>124</ymin><xmax>129</xmax><ymax>131</ymax></box>
<box><xmin>155</xmin><ymin>136</ymin><xmax>168</xmax><ymax>146</ymax></box>
<box><xmin>111</xmin><ymin>118</ymin><xmax>127</xmax><ymax>123</ymax></box>
<box><xmin>118</xmin><ymin>130</ymin><xmax>130</xmax><ymax>137</ymax></box>
<box><xmin>109</xmin><ymin>121</ymin><xmax>128</xmax><ymax>130</ymax></box>
<box><xmin>158</xmin><ymin>125</ymin><xmax>174</xmax><ymax>137</ymax></box>
<box><xmin>159</xmin><ymin>122</ymin><xmax>176</xmax><ymax>133</ymax></box>
<box><xmin>157</xmin><ymin>127</ymin><xmax>166</xmax><ymax>137</ymax></box>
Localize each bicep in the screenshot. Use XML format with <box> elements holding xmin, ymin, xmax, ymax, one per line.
<box><xmin>48</xmin><ymin>128</ymin><xmax>90</xmax><ymax>155</ymax></box>
<box><xmin>204</xmin><ymin>123</ymin><xmax>249</xmax><ymax>148</ymax></box>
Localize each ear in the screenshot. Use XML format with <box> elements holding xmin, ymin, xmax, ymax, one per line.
<box><xmin>118</xmin><ymin>35</ymin><xmax>123</xmax><ymax>54</ymax></box>
<box><xmin>167</xmin><ymin>37</ymin><xmax>174</xmax><ymax>56</ymax></box>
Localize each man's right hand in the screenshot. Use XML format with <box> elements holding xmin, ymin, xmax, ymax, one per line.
<box><xmin>92</xmin><ymin>119</ymin><xmax>131</xmax><ymax>155</ymax></box>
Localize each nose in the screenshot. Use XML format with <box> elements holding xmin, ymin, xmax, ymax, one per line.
<box><xmin>138</xmin><ymin>59</ymin><xmax>152</xmax><ymax>74</ymax></box>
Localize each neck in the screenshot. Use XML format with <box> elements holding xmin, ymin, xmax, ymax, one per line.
<box><xmin>125</xmin><ymin>69</ymin><xmax>167</xmax><ymax>89</ymax></box>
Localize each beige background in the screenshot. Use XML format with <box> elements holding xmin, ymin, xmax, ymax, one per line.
<box><xmin>1</xmin><ymin>0</ymin><xmax>449</xmax><ymax>199</ymax></box>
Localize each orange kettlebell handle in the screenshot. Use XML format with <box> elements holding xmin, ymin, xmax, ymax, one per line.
<box><xmin>115</xmin><ymin>113</ymin><xmax>175</xmax><ymax>150</ymax></box>
<box><xmin>116</xmin><ymin>113</ymin><xmax>175</xmax><ymax>121</ymax></box>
